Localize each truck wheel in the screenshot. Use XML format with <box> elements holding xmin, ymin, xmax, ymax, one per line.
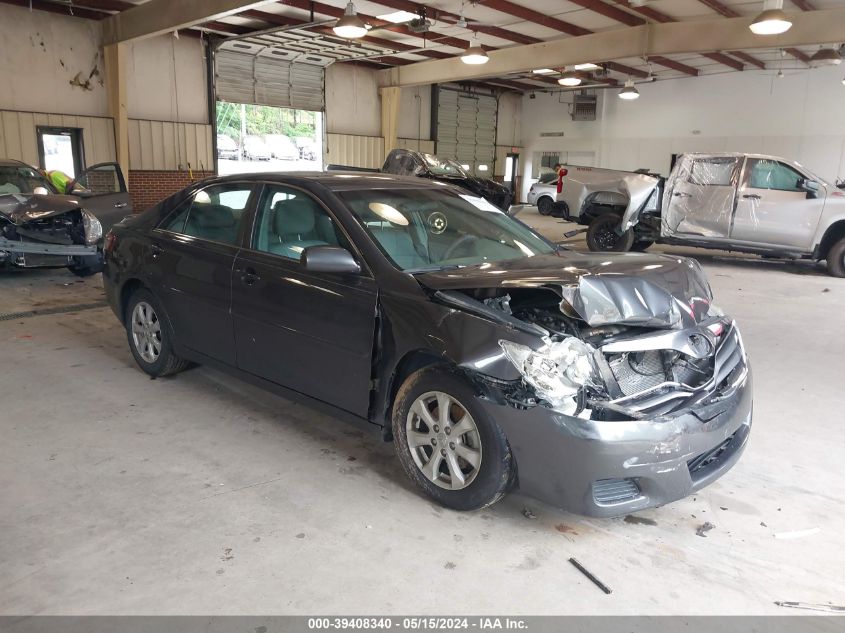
<box><xmin>826</xmin><ymin>237</ymin><xmax>845</xmax><ymax>277</ymax></box>
<box><xmin>537</xmin><ymin>196</ymin><xmax>554</xmax><ymax>216</ymax></box>
<box><xmin>587</xmin><ymin>214</ymin><xmax>635</xmax><ymax>252</ymax></box>
<box><xmin>392</xmin><ymin>365</ymin><xmax>515</xmax><ymax>511</ymax></box>
<box><xmin>553</xmin><ymin>202</ymin><xmax>570</xmax><ymax>220</ymax></box>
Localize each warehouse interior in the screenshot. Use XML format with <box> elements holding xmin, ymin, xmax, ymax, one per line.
<box><xmin>2</xmin><ymin>0</ymin><xmax>845</xmax><ymax>618</ymax></box>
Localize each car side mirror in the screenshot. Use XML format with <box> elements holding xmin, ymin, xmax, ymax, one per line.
<box><xmin>798</xmin><ymin>178</ymin><xmax>820</xmax><ymax>198</ymax></box>
<box><xmin>301</xmin><ymin>245</ymin><xmax>361</xmax><ymax>274</ymax></box>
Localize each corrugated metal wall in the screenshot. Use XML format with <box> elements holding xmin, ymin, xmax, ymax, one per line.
<box><xmin>128</xmin><ymin>119</ymin><xmax>213</xmax><ymax>171</ymax></box>
<box><xmin>326</xmin><ymin>133</ymin><xmax>434</xmax><ymax>169</ymax></box>
<box><xmin>0</xmin><ymin>110</ymin><xmax>115</xmax><ymax>166</ymax></box>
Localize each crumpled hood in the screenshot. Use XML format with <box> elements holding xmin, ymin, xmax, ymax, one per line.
<box><xmin>416</xmin><ymin>252</ymin><xmax>713</xmax><ymax>328</ymax></box>
<box><xmin>0</xmin><ymin>193</ymin><xmax>81</xmax><ymax>224</ymax></box>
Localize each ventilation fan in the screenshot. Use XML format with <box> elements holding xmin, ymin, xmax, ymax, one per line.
<box><xmin>407</xmin><ymin>8</ymin><xmax>433</xmax><ymax>33</ymax></box>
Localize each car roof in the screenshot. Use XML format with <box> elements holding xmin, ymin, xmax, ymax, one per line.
<box><xmin>209</xmin><ymin>171</ymin><xmax>463</xmax><ymax>192</ymax></box>
<box><xmin>0</xmin><ymin>158</ymin><xmax>31</xmax><ymax>168</ymax></box>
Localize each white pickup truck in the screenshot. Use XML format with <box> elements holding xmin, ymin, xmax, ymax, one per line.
<box><xmin>570</xmin><ymin>153</ymin><xmax>845</xmax><ymax>278</ymax></box>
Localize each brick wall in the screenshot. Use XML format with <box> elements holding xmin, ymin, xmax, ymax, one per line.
<box><xmin>128</xmin><ymin>170</ymin><xmax>215</xmax><ymax>212</ymax></box>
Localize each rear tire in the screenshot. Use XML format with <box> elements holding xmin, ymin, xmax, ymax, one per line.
<box><xmin>392</xmin><ymin>365</ymin><xmax>515</xmax><ymax>511</ymax></box>
<box><xmin>826</xmin><ymin>237</ymin><xmax>845</xmax><ymax>277</ymax></box>
<box><xmin>125</xmin><ymin>288</ymin><xmax>189</xmax><ymax>377</ymax></box>
<box><xmin>587</xmin><ymin>214</ymin><xmax>635</xmax><ymax>252</ymax></box>
<box><xmin>537</xmin><ymin>196</ymin><xmax>554</xmax><ymax>216</ymax></box>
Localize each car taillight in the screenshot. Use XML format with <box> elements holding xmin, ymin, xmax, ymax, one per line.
<box><xmin>104</xmin><ymin>230</ymin><xmax>118</xmax><ymax>255</ymax></box>
<box><xmin>560</xmin><ymin>168</ymin><xmax>568</xmax><ymax>177</ymax></box>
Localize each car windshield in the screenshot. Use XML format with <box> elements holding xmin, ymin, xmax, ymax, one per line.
<box><xmin>339</xmin><ymin>187</ymin><xmax>556</xmax><ymax>272</ymax></box>
<box><xmin>420</xmin><ymin>154</ymin><xmax>469</xmax><ymax>178</ymax></box>
<box><xmin>0</xmin><ymin>165</ymin><xmax>56</xmax><ymax>195</ymax></box>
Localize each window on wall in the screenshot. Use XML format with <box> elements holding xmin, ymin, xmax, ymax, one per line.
<box><xmin>37</xmin><ymin>127</ymin><xmax>83</xmax><ymax>178</ymax></box>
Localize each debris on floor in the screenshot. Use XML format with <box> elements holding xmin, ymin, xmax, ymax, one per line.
<box><xmin>568</xmin><ymin>557</ymin><xmax>612</xmax><ymax>595</ymax></box>
<box><xmin>624</xmin><ymin>515</ymin><xmax>657</xmax><ymax>526</ymax></box>
<box><xmin>774</xmin><ymin>527</ymin><xmax>820</xmax><ymax>540</ymax></box>
<box><xmin>695</xmin><ymin>522</ymin><xmax>716</xmax><ymax>537</ymax></box>
<box><xmin>522</xmin><ymin>507</ymin><xmax>537</xmax><ymax>520</ymax></box>
<box><xmin>775</xmin><ymin>601</ymin><xmax>845</xmax><ymax>613</ymax></box>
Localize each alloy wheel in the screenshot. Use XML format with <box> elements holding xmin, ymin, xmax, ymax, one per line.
<box><xmin>406</xmin><ymin>391</ymin><xmax>482</xmax><ymax>490</ymax></box>
<box><xmin>131</xmin><ymin>301</ymin><xmax>162</xmax><ymax>364</ymax></box>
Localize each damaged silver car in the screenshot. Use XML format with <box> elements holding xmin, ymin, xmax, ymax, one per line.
<box><xmin>0</xmin><ymin>159</ymin><xmax>132</xmax><ymax>275</ymax></box>
<box><xmin>104</xmin><ymin>173</ymin><xmax>752</xmax><ymax>517</ymax></box>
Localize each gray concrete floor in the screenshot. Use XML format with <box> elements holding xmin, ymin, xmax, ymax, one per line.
<box><xmin>1</xmin><ymin>212</ymin><xmax>844</xmax><ymax>615</ymax></box>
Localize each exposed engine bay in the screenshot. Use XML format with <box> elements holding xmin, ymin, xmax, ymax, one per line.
<box><xmin>449</xmin><ymin>285</ymin><xmax>747</xmax><ymax>422</ymax></box>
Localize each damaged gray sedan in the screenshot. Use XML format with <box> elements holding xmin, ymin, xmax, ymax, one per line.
<box><xmin>103</xmin><ymin>173</ymin><xmax>752</xmax><ymax>517</ymax></box>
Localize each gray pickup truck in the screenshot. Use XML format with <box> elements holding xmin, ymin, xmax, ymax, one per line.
<box><xmin>583</xmin><ymin>153</ymin><xmax>845</xmax><ymax>277</ymax></box>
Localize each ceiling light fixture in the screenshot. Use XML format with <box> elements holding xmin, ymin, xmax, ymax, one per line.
<box><xmin>376</xmin><ymin>10</ymin><xmax>418</xmax><ymax>23</ymax></box>
<box><xmin>333</xmin><ymin>2</ymin><xmax>368</xmax><ymax>39</ymax></box>
<box><xmin>809</xmin><ymin>47</ymin><xmax>842</xmax><ymax>67</ymax></box>
<box><xmin>532</xmin><ymin>68</ymin><xmax>555</xmax><ymax>74</ymax></box>
<box><xmin>749</xmin><ymin>0</ymin><xmax>792</xmax><ymax>35</ymax></box>
<box><xmin>558</xmin><ymin>70</ymin><xmax>582</xmax><ymax>87</ymax></box>
<box><xmin>573</xmin><ymin>62</ymin><xmax>600</xmax><ymax>71</ymax></box>
<box><xmin>619</xmin><ymin>79</ymin><xmax>640</xmax><ymax>100</ymax></box>
<box><xmin>461</xmin><ymin>34</ymin><xmax>488</xmax><ymax>65</ymax></box>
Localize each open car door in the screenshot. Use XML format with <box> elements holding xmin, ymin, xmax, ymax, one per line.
<box><xmin>70</xmin><ymin>162</ymin><xmax>133</xmax><ymax>232</ymax></box>
<box><xmin>662</xmin><ymin>155</ymin><xmax>740</xmax><ymax>240</ymax></box>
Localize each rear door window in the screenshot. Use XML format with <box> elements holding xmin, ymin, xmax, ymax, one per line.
<box><xmin>162</xmin><ymin>183</ymin><xmax>254</xmax><ymax>246</ymax></box>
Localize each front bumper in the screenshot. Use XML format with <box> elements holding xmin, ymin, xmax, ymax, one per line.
<box><xmin>479</xmin><ymin>368</ymin><xmax>753</xmax><ymax>517</ymax></box>
<box><xmin>0</xmin><ymin>236</ymin><xmax>100</xmax><ymax>268</ymax></box>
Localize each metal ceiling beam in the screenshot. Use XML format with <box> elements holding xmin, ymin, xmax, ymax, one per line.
<box><xmin>474</xmin><ymin>0</ymin><xmax>591</xmax><ymax>37</ymax></box>
<box><xmin>354</xmin><ymin>0</ymin><xmax>540</xmax><ymax>45</ymax></box>
<box><xmin>785</xmin><ymin>48</ymin><xmax>811</xmax><ymax>63</ymax></box>
<box><xmin>730</xmin><ymin>51</ymin><xmax>766</xmax><ymax>69</ymax></box>
<box><xmin>604</xmin><ymin>61</ymin><xmax>649</xmax><ymax>78</ymax></box>
<box><xmin>791</xmin><ymin>0</ymin><xmax>816</xmax><ymax>10</ymax></box>
<box><xmin>647</xmin><ymin>56</ymin><xmax>699</xmax><ymax>76</ymax></box>
<box><xmin>701</xmin><ymin>51</ymin><xmax>744</xmax><ymax>71</ymax></box>
<box><xmin>377</xmin><ymin>8</ymin><xmax>845</xmax><ymax>87</ymax></box>
<box><xmin>0</xmin><ymin>0</ymin><xmax>109</xmax><ymax>19</ymax></box>
<box><xmin>102</xmin><ymin>0</ymin><xmax>280</xmax><ymax>43</ymax></box>
<box><xmin>568</xmin><ymin>0</ymin><xmax>644</xmax><ymax>26</ymax></box>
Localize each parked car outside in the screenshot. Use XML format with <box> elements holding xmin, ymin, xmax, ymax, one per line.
<box><xmin>216</xmin><ymin>134</ymin><xmax>239</xmax><ymax>160</ymax></box>
<box><xmin>265</xmin><ymin>134</ymin><xmax>299</xmax><ymax>161</ymax></box>
<box><xmin>585</xmin><ymin>153</ymin><xmax>845</xmax><ymax>277</ymax></box>
<box><xmin>242</xmin><ymin>136</ymin><xmax>272</xmax><ymax>161</ymax></box>
<box><xmin>1</xmin><ymin>159</ymin><xmax>132</xmax><ymax>275</ymax></box>
<box><xmin>294</xmin><ymin>137</ymin><xmax>318</xmax><ymax>161</ymax></box>
<box><xmin>103</xmin><ymin>172</ymin><xmax>752</xmax><ymax>517</ymax></box>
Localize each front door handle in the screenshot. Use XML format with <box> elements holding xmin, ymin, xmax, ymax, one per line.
<box><xmin>673</xmin><ymin>192</ymin><xmax>691</xmax><ymax>198</ymax></box>
<box><xmin>743</xmin><ymin>194</ymin><xmax>761</xmax><ymax>200</ymax></box>
<box><xmin>150</xmin><ymin>244</ymin><xmax>163</xmax><ymax>258</ymax></box>
<box><xmin>114</xmin><ymin>202</ymin><xmax>128</xmax><ymax>209</ymax></box>
<box><xmin>241</xmin><ymin>267</ymin><xmax>260</xmax><ymax>285</ymax></box>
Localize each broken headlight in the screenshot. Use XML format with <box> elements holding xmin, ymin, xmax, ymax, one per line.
<box><xmin>81</xmin><ymin>209</ymin><xmax>103</xmax><ymax>245</ymax></box>
<box><xmin>499</xmin><ymin>337</ymin><xmax>601</xmax><ymax>414</ymax></box>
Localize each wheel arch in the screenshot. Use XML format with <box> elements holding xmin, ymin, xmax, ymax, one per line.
<box><xmin>816</xmin><ymin>220</ymin><xmax>845</xmax><ymax>260</ymax></box>
<box><xmin>119</xmin><ymin>278</ymin><xmax>147</xmax><ymax>323</ymax></box>
<box><xmin>381</xmin><ymin>349</ymin><xmax>451</xmax><ymax>440</ymax></box>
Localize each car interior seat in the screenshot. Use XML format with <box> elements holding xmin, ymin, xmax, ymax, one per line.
<box><xmin>186</xmin><ymin>203</ymin><xmax>238</xmax><ymax>243</ymax></box>
<box><xmin>268</xmin><ymin>198</ymin><xmax>329</xmax><ymax>260</ymax></box>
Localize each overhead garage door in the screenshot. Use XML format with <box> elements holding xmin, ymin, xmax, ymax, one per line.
<box><xmin>435</xmin><ymin>88</ymin><xmax>497</xmax><ymax>177</ymax></box>
<box><xmin>215</xmin><ymin>49</ymin><xmax>324</xmax><ymax>112</ymax></box>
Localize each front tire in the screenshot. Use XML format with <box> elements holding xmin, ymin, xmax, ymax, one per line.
<box><xmin>827</xmin><ymin>237</ymin><xmax>845</xmax><ymax>277</ymax></box>
<box><xmin>587</xmin><ymin>214</ymin><xmax>635</xmax><ymax>252</ymax></box>
<box><xmin>392</xmin><ymin>366</ymin><xmax>514</xmax><ymax>511</ymax></box>
<box><xmin>125</xmin><ymin>288</ymin><xmax>189</xmax><ymax>377</ymax></box>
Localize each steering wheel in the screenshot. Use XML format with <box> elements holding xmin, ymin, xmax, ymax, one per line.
<box><xmin>443</xmin><ymin>234</ymin><xmax>478</xmax><ymax>260</ymax></box>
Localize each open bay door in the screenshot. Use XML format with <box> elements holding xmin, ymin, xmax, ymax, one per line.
<box><xmin>214</xmin><ymin>43</ymin><xmax>328</xmax><ymax>174</ymax></box>
<box><xmin>435</xmin><ymin>87</ymin><xmax>497</xmax><ymax>177</ymax></box>
<box><xmin>215</xmin><ymin>49</ymin><xmax>326</xmax><ymax>112</ymax></box>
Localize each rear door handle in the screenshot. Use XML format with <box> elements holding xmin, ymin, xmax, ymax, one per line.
<box><xmin>150</xmin><ymin>244</ymin><xmax>163</xmax><ymax>258</ymax></box>
<box><xmin>114</xmin><ymin>202</ymin><xmax>128</xmax><ymax>209</ymax></box>
<box><xmin>241</xmin><ymin>267</ymin><xmax>260</xmax><ymax>285</ymax></box>
<box><xmin>673</xmin><ymin>192</ymin><xmax>691</xmax><ymax>198</ymax></box>
<box><xmin>743</xmin><ymin>194</ymin><xmax>761</xmax><ymax>200</ymax></box>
